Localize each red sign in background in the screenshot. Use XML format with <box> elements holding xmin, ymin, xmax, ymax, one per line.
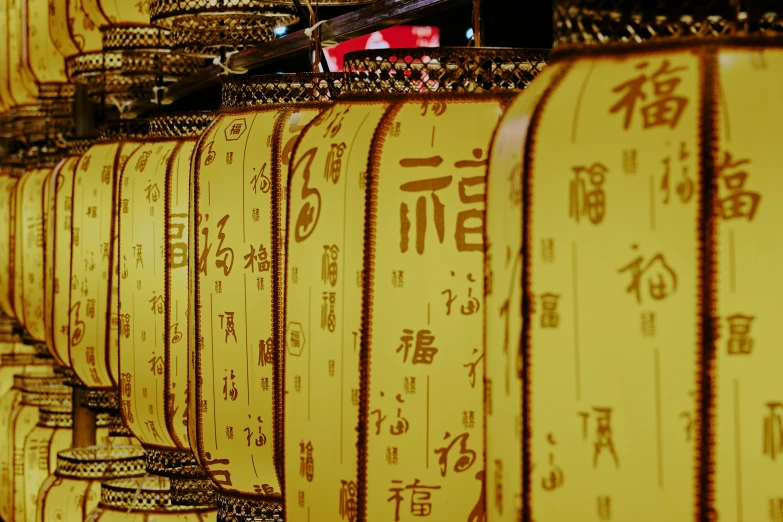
<box><xmin>323</xmin><ymin>26</ymin><xmax>440</xmax><ymax>71</ymax></box>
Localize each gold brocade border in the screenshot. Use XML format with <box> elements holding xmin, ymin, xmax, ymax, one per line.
<box><xmin>354</xmin><ymin>92</ymin><xmax>517</xmax><ymax>521</ymax></box>
<box><xmin>191</xmin><ymin>101</ymin><xmax>328</xmax><ymax>503</ymax></box>
<box><xmin>697</xmin><ymin>47</ymin><xmax>719</xmax><ymax>522</ymax></box>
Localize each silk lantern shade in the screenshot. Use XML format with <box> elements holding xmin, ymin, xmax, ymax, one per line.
<box><xmin>116</xmin><ymin>112</ymin><xmax>215</xmax><ymax>505</ymax></box>
<box><xmin>189</xmin><ymin>72</ymin><xmax>343</xmax><ymax>521</ymax></box>
<box><xmin>282</xmin><ymin>47</ymin><xmax>546</xmax><ymax>522</ymax></box>
<box><xmin>484</xmin><ymin>1</ymin><xmax>783</xmax><ymax>521</ymax></box>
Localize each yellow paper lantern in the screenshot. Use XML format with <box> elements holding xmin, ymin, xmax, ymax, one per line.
<box><xmin>36</xmin><ymin>444</ymin><xmax>147</xmax><ymax>522</ymax></box>
<box><xmin>18</xmin><ymin>407</ymin><xmax>74</xmax><ymax>522</ymax></box>
<box><xmin>17</xmin><ymin>165</ymin><xmax>52</xmax><ymax>343</ymax></box>
<box><xmin>0</xmin><ymin>374</ymin><xmax>69</xmax><ymax>522</ymax></box>
<box><xmin>44</xmin><ymin>144</ymin><xmax>91</xmax><ymax>367</ymax></box>
<box><xmin>484</xmin><ymin>2</ymin><xmax>783</xmax><ymax>521</ymax></box>
<box><xmin>188</xmin><ymin>73</ymin><xmax>342</xmax><ymax>519</ymax></box>
<box><xmin>85</xmin><ymin>476</ymin><xmax>216</xmax><ymax>521</ymax></box>
<box><xmin>69</xmin><ymin>122</ymin><xmax>147</xmax><ymax>391</ymax></box>
<box><xmin>116</xmin><ymin>112</ymin><xmax>215</xmax><ymax>504</ymax></box>
<box><xmin>280</xmin><ymin>48</ymin><xmax>546</xmax><ymax>522</ymax></box>
<box><xmin>7</xmin><ymin>0</ymin><xmax>38</xmax><ymax>108</ymax></box>
<box><xmin>0</xmin><ymin>167</ymin><xmax>19</xmax><ymax>319</ymax></box>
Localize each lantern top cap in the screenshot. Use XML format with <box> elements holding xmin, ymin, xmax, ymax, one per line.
<box><xmin>343</xmin><ymin>47</ymin><xmax>549</xmax><ymax>95</ymax></box>
<box><xmin>553</xmin><ymin>0</ymin><xmax>783</xmax><ymax>48</ymax></box>
<box><xmin>100</xmin><ymin>476</ymin><xmax>215</xmax><ymax>512</ymax></box>
<box><xmin>55</xmin><ymin>444</ymin><xmax>147</xmax><ymax>479</ymax></box>
<box><xmin>149</xmin><ymin>111</ymin><xmax>214</xmax><ymax>138</ymax></box>
<box><xmin>97</xmin><ymin>119</ymin><xmax>152</xmax><ymax>142</ymax></box>
<box><xmin>144</xmin><ymin>447</ymin><xmax>211</xmax><ymax>481</ymax></box>
<box><xmin>221</xmin><ymin>72</ymin><xmax>344</xmax><ymax>108</ymax></box>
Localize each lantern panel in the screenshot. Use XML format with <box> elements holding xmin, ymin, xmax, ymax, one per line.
<box><xmin>48</xmin><ymin>0</ymin><xmax>79</xmax><ymax>59</ymax></box>
<box><xmin>713</xmin><ymin>49</ymin><xmax>783</xmax><ymax>520</ymax></box>
<box><xmin>21</xmin><ymin>167</ymin><xmax>52</xmax><ymax>342</ymax></box>
<box><xmin>283</xmin><ymin>100</ymin><xmax>391</xmax><ymax>519</ymax></box>
<box><xmin>44</xmin><ymin>157</ymin><xmax>79</xmax><ymax>367</ymax></box>
<box><xmin>0</xmin><ymin>175</ymin><xmax>19</xmax><ymax>318</ymax></box>
<box><xmin>191</xmin><ymin>105</ymin><xmax>321</xmax><ymax>497</ymax></box>
<box><xmin>13</xmin><ymin>172</ymin><xmax>29</xmax><ymax>326</ymax></box>
<box><xmin>118</xmin><ymin>140</ymin><xmax>180</xmax><ymax>449</ymax></box>
<box><xmin>357</xmin><ymin>96</ymin><xmax>507</xmax><ymax>522</ymax></box>
<box><xmin>99</xmin><ymin>0</ymin><xmax>151</xmax><ymax>25</ymax></box>
<box><xmin>70</xmin><ymin>142</ymin><xmax>142</xmax><ymax>389</ymax></box>
<box><xmin>37</xmin><ymin>475</ymin><xmax>102</xmax><ymax>522</ymax></box>
<box><xmin>167</xmin><ymin>140</ymin><xmax>195</xmax><ymax>449</ymax></box>
<box><xmin>484</xmin><ymin>61</ymin><xmax>564</xmax><ymax>522</ymax></box>
<box><xmin>27</xmin><ymin>0</ymin><xmax>69</xmax><ymax>83</ymax></box>
<box><xmin>19</xmin><ymin>420</ymin><xmax>72</xmax><ymax>522</ymax></box>
<box><xmin>67</xmin><ymin>0</ymin><xmax>108</xmax><ymax>55</ymax></box>
<box><xmin>0</xmin><ymin>386</ymin><xmax>23</xmax><ymax>520</ymax></box>
<box><xmin>8</xmin><ymin>0</ymin><xmax>39</xmax><ymax>105</ymax></box>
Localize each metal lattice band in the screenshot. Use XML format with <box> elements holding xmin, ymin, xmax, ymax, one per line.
<box><xmin>38</xmin><ymin>407</ymin><xmax>75</xmax><ymax>428</ymax></box>
<box><xmin>55</xmin><ymin>445</ymin><xmax>147</xmax><ymax>479</ymax></box>
<box><xmin>38</xmin><ymin>152</ymin><xmax>69</xmax><ymax>168</ymax></box>
<box><xmin>149</xmin><ymin>112</ymin><xmax>213</xmax><ymax>138</ymax></box>
<box><xmin>38</xmin><ymin>82</ymin><xmax>77</xmax><ymax>100</ymax></box>
<box><xmin>83</xmin><ymin>388</ymin><xmax>120</xmax><ymax>410</ymax></box>
<box><xmin>150</xmin><ymin>0</ymin><xmax>374</xmax><ymax>22</ymax></box>
<box><xmin>169</xmin><ymin>12</ymin><xmax>298</xmax><ymax>57</ymax></box>
<box><xmin>171</xmin><ymin>477</ymin><xmax>218</xmax><ymax>507</ymax></box>
<box><xmin>343</xmin><ymin>47</ymin><xmax>550</xmax><ymax>94</ymax></box>
<box><xmin>217</xmin><ymin>494</ymin><xmax>283</xmax><ymax>522</ymax></box>
<box><xmin>552</xmin><ymin>0</ymin><xmax>783</xmax><ymax>47</ymax></box>
<box><xmin>221</xmin><ymin>73</ymin><xmax>344</xmax><ymax>108</ymax></box>
<box><xmin>100</xmin><ymin>476</ymin><xmax>215</xmax><ymax>512</ymax></box>
<box><xmin>97</xmin><ymin>119</ymin><xmax>151</xmax><ymax>142</ymax></box>
<box><xmin>66</xmin><ymin>139</ymin><xmax>94</xmax><ymax>157</ymax></box>
<box><xmin>21</xmin><ymin>385</ymin><xmax>71</xmax><ymax>408</ymax></box>
<box><xmin>14</xmin><ymin>374</ymin><xmax>61</xmax><ymax>390</ymax></box>
<box><xmin>145</xmin><ymin>448</ymin><xmax>210</xmax><ymax>479</ymax></box>
<box><xmin>102</xmin><ymin>24</ymin><xmax>172</xmax><ymax>51</ymax></box>
<box><xmin>1</xmin><ymin>352</ymin><xmax>49</xmax><ymax>366</ymax></box>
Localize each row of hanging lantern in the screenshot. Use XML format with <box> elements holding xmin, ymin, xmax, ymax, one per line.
<box><xmin>0</xmin><ymin>0</ymin><xmax>781</xmax><ymax>521</ymax></box>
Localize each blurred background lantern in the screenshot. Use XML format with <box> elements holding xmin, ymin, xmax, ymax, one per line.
<box><xmin>86</xmin><ymin>476</ymin><xmax>216</xmax><ymax>521</ymax></box>
<box><xmin>1</xmin><ymin>373</ymin><xmax>69</xmax><ymax>522</ymax></box>
<box><xmin>484</xmin><ymin>1</ymin><xmax>783</xmax><ymax>521</ymax></box>
<box><xmin>36</xmin><ymin>444</ymin><xmax>147</xmax><ymax>522</ymax></box>
<box><xmin>189</xmin><ymin>72</ymin><xmax>342</xmax><ymax>521</ymax></box>
<box><xmin>116</xmin><ymin>111</ymin><xmax>216</xmax><ymax>507</ymax></box>
<box><xmin>282</xmin><ymin>46</ymin><xmax>546</xmax><ymax>522</ymax></box>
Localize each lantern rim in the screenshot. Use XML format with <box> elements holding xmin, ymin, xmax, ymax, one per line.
<box><xmin>99</xmin><ymin>476</ymin><xmax>216</xmax><ymax>513</ymax></box>
<box><xmin>54</xmin><ymin>444</ymin><xmax>147</xmax><ymax>479</ymax></box>
<box><xmin>220</xmin><ymin>72</ymin><xmax>344</xmax><ymax>108</ymax></box>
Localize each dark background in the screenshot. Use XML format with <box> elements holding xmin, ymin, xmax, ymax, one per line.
<box><xmin>159</xmin><ymin>0</ymin><xmax>554</xmax><ymax>114</ymax></box>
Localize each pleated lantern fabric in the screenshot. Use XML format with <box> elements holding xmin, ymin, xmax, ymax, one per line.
<box><xmin>0</xmin><ymin>166</ymin><xmax>18</xmax><ymax>318</ymax></box>
<box><xmin>281</xmin><ymin>48</ymin><xmax>546</xmax><ymax>522</ymax></box>
<box><xmin>484</xmin><ymin>1</ymin><xmax>783</xmax><ymax>521</ymax></box>
<box><xmin>44</xmin><ymin>144</ymin><xmax>91</xmax><ymax>368</ymax></box>
<box><xmin>116</xmin><ymin>112</ymin><xmax>215</xmax><ymax>504</ymax></box>
<box><xmin>85</xmin><ymin>476</ymin><xmax>216</xmax><ymax>522</ymax></box>
<box><xmin>69</xmin><ymin>122</ymin><xmax>146</xmax><ymax>390</ymax></box>
<box><xmin>36</xmin><ymin>444</ymin><xmax>147</xmax><ymax>522</ymax></box>
<box><xmin>188</xmin><ymin>73</ymin><xmax>342</xmax><ymax>520</ymax></box>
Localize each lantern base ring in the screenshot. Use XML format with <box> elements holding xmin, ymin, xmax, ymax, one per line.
<box><xmin>217</xmin><ymin>494</ymin><xmax>282</xmax><ymax>522</ymax></box>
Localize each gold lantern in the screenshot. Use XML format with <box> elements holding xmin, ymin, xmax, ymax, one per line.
<box><xmin>116</xmin><ymin>112</ymin><xmax>215</xmax><ymax>504</ymax></box>
<box><xmin>36</xmin><ymin>444</ymin><xmax>147</xmax><ymax>522</ymax></box>
<box><xmin>0</xmin><ymin>166</ymin><xmax>19</xmax><ymax>321</ymax></box>
<box><xmin>18</xmin><ymin>407</ymin><xmax>75</xmax><ymax>522</ymax></box>
<box><xmin>85</xmin><ymin>476</ymin><xmax>216</xmax><ymax>521</ymax></box>
<box><xmin>44</xmin><ymin>142</ymin><xmax>93</xmax><ymax>368</ymax></box>
<box><xmin>282</xmin><ymin>48</ymin><xmax>545</xmax><ymax>522</ymax></box>
<box><xmin>68</xmin><ymin>121</ymin><xmax>148</xmax><ymax>392</ymax></box>
<box><xmin>484</xmin><ymin>1</ymin><xmax>783</xmax><ymax>521</ymax></box>
<box><xmin>0</xmin><ymin>374</ymin><xmax>69</xmax><ymax>522</ymax></box>
<box><xmin>189</xmin><ymin>73</ymin><xmax>342</xmax><ymax>520</ymax></box>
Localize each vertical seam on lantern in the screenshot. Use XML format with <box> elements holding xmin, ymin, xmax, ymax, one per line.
<box><xmin>697</xmin><ymin>46</ymin><xmax>719</xmax><ymax>522</ymax></box>
<box><xmin>271</xmin><ymin>107</ymin><xmax>290</xmax><ymax>501</ymax></box>
<box><xmin>67</xmin><ymin>153</ymin><xmax>84</xmax><ymax>378</ymax></box>
<box><xmin>164</xmin><ymin>139</ymin><xmax>187</xmax><ymax>451</ymax></box>
<box><xmin>356</xmin><ymin>100</ymin><xmax>403</xmax><ymax>522</ymax></box>
<box><xmin>520</xmin><ymin>61</ymin><xmax>573</xmax><ymax>522</ymax></box>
